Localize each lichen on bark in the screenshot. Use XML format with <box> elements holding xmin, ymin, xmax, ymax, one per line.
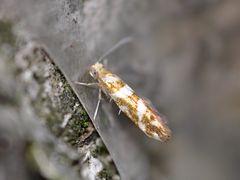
<box><xmin>15</xmin><ymin>43</ymin><xmax>120</xmax><ymax>180</ymax></box>
<box><xmin>0</xmin><ymin>20</ymin><xmax>119</xmax><ymax>179</ymax></box>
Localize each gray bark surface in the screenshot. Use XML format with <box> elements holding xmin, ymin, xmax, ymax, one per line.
<box><xmin>1</xmin><ymin>0</ymin><xmax>240</xmax><ymax>180</ymax></box>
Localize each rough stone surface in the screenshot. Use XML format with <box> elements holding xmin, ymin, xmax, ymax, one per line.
<box><xmin>0</xmin><ymin>25</ymin><xmax>119</xmax><ymax>179</ymax></box>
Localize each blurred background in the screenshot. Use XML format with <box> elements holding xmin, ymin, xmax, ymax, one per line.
<box><xmin>0</xmin><ymin>0</ymin><xmax>240</xmax><ymax>180</ymax></box>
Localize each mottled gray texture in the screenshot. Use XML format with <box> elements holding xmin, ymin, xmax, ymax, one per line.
<box><xmin>0</xmin><ymin>1</ymin><xmax>149</xmax><ymax>180</ymax></box>
<box><xmin>16</xmin><ymin>43</ymin><xmax>120</xmax><ymax>180</ymax></box>
<box><xmin>0</xmin><ymin>34</ymin><xmax>119</xmax><ymax>179</ymax></box>
<box><xmin>1</xmin><ymin>0</ymin><xmax>240</xmax><ymax>180</ymax></box>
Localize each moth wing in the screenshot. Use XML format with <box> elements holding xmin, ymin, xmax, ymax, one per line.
<box><xmin>141</xmin><ymin>97</ymin><xmax>168</xmax><ymax>124</ymax></box>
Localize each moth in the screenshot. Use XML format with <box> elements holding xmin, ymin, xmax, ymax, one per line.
<box><xmin>75</xmin><ymin>38</ymin><xmax>171</xmax><ymax>142</ymax></box>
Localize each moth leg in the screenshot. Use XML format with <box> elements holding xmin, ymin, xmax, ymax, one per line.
<box><xmin>74</xmin><ymin>81</ymin><xmax>98</xmax><ymax>88</ymax></box>
<box><xmin>93</xmin><ymin>88</ymin><xmax>102</xmax><ymax>120</ymax></box>
<box><xmin>118</xmin><ymin>109</ymin><xmax>122</xmax><ymax>115</ymax></box>
<box><xmin>109</xmin><ymin>97</ymin><xmax>113</xmax><ymax>103</ymax></box>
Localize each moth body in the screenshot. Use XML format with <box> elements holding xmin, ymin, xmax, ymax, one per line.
<box><xmin>89</xmin><ymin>62</ymin><xmax>171</xmax><ymax>142</ymax></box>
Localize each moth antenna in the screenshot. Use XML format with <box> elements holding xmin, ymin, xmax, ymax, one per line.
<box><xmin>97</xmin><ymin>37</ymin><xmax>133</xmax><ymax>63</ymax></box>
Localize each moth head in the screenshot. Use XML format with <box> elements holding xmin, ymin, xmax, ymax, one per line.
<box><xmin>89</xmin><ymin>62</ymin><xmax>103</xmax><ymax>79</ymax></box>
